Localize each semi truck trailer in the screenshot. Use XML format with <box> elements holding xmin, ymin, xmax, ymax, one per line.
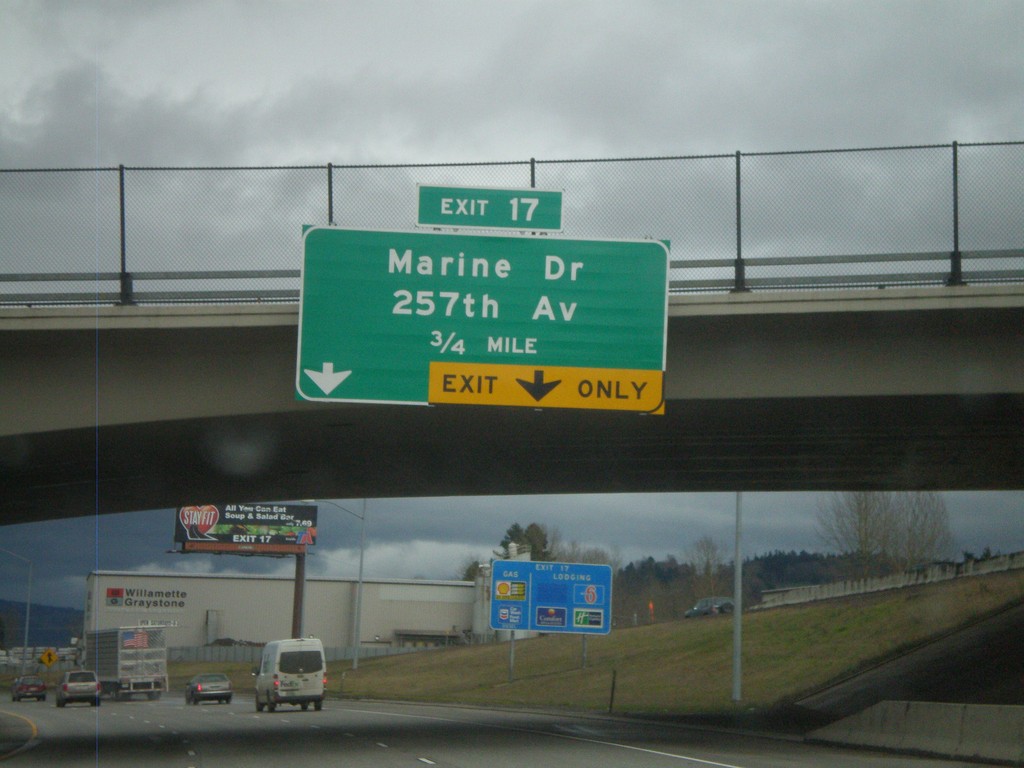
<box><xmin>84</xmin><ymin>626</ymin><xmax>168</xmax><ymax>700</ymax></box>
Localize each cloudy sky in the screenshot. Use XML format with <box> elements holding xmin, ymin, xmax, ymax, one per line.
<box><xmin>2</xmin><ymin>1</ymin><xmax>1022</xmax><ymax>610</ymax></box>
<box><xmin>3</xmin><ymin>0</ymin><xmax>1023</xmax><ymax>167</ymax></box>
<box><xmin>2</xmin><ymin>491</ymin><xmax>1023</xmax><ymax>610</ymax></box>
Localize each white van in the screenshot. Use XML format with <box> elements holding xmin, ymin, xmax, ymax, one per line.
<box><xmin>254</xmin><ymin>637</ymin><xmax>326</xmax><ymax>712</ymax></box>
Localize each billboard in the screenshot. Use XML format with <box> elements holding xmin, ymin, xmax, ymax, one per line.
<box><xmin>174</xmin><ymin>503</ymin><xmax>317</xmax><ymax>555</ymax></box>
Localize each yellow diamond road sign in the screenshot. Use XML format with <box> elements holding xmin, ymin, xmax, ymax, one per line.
<box><xmin>39</xmin><ymin>648</ymin><xmax>58</xmax><ymax>667</ymax></box>
<box><xmin>429</xmin><ymin>362</ymin><xmax>664</xmax><ymax>414</ymax></box>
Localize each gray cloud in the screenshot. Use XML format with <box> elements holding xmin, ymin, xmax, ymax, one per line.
<box><xmin>4</xmin><ymin>1</ymin><xmax>1023</xmax><ymax>169</ymax></box>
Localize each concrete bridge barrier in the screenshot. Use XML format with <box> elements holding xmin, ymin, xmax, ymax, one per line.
<box><xmin>760</xmin><ymin>551</ymin><xmax>1024</xmax><ymax>610</ymax></box>
<box><xmin>810</xmin><ymin>701</ymin><xmax>1024</xmax><ymax>764</ymax></box>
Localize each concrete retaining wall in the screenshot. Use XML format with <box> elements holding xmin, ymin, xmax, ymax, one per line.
<box><xmin>761</xmin><ymin>551</ymin><xmax>1024</xmax><ymax>609</ymax></box>
<box><xmin>810</xmin><ymin>701</ymin><xmax>1024</xmax><ymax>764</ymax></box>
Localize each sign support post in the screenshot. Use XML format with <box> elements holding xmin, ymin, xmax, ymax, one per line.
<box><xmin>508</xmin><ymin>630</ymin><xmax>516</xmax><ymax>683</ymax></box>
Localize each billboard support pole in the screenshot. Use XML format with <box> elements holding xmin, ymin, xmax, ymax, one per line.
<box><xmin>292</xmin><ymin>550</ymin><xmax>306</xmax><ymax>638</ymax></box>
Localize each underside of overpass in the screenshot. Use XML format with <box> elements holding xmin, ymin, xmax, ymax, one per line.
<box><xmin>2</xmin><ymin>288</ymin><xmax>1022</xmax><ymax>527</ymax></box>
<box><xmin>2</xmin><ymin>392</ymin><xmax>1022</xmax><ymax>527</ymax></box>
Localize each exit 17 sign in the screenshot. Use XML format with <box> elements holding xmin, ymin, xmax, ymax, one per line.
<box><xmin>296</xmin><ymin>227</ymin><xmax>668</xmax><ymax>413</ymax></box>
<box><xmin>490</xmin><ymin>560</ymin><xmax>613</xmax><ymax>635</ymax></box>
<box><xmin>417</xmin><ymin>184</ymin><xmax>563</xmax><ymax>231</ymax></box>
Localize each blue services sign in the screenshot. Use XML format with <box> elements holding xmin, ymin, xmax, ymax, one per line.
<box><xmin>490</xmin><ymin>560</ymin><xmax>612</xmax><ymax>635</ymax></box>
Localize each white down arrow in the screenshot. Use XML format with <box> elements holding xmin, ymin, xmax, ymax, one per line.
<box><xmin>304</xmin><ymin>362</ymin><xmax>351</xmax><ymax>395</ymax></box>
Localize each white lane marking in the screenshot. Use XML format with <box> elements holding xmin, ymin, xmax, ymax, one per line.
<box><xmin>341</xmin><ymin>706</ymin><xmax>749</xmax><ymax>768</ymax></box>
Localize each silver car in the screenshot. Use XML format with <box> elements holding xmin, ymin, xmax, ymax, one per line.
<box><xmin>185</xmin><ymin>673</ymin><xmax>233</xmax><ymax>704</ymax></box>
<box><xmin>56</xmin><ymin>670</ymin><xmax>100</xmax><ymax>707</ymax></box>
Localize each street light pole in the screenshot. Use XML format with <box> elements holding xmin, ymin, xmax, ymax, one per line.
<box><xmin>354</xmin><ymin>499</ymin><xmax>366</xmax><ymax>671</ymax></box>
<box><xmin>1</xmin><ymin>548</ymin><xmax>32</xmax><ymax>674</ymax></box>
<box><xmin>732</xmin><ymin>491</ymin><xmax>743</xmax><ymax>703</ymax></box>
<box><xmin>304</xmin><ymin>500</ymin><xmax>367</xmax><ymax>670</ymax></box>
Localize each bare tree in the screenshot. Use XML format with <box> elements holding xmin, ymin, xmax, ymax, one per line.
<box><xmin>816</xmin><ymin>491</ymin><xmax>954</xmax><ymax>575</ymax></box>
<box><xmin>551</xmin><ymin>539</ymin><xmax>618</xmax><ymax>568</ymax></box>
<box><xmin>890</xmin><ymin>491</ymin><xmax>954</xmax><ymax>569</ymax></box>
<box><xmin>815</xmin><ymin>491</ymin><xmax>894</xmax><ymax>577</ymax></box>
<box><xmin>688</xmin><ymin>536</ymin><xmax>724</xmax><ymax>597</ymax></box>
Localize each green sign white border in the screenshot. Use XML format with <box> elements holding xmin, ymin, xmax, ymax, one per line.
<box><xmin>295</xmin><ymin>225</ymin><xmax>670</xmax><ymax>407</ymax></box>
<box><xmin>416</xmin><ymin>183</ymin><xmax>565</xmax><ymax>232</ymax></box>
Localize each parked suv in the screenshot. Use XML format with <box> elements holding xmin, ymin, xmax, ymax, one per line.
<box><xmin>56</xmin><ymin>670</ymin><xmax>100</xmax><ymax>707</ymax></box>
<box><xmin>11</xmin><ymin>675</ymin><xmax>46</xmax><ymax>702</ymax></box>
<box><xmin>684</xmin><ymin>596</ymin><xmax>734</xmax><ymax>618</ymax></box>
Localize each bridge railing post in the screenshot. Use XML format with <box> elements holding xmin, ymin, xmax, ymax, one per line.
<box><xmin>732</xmin><ymin>150</ymin><xmax>749</xmax><ymax>293</ymax></box>
<box><xmin>327</xmin><ymin>162</ymin><xmax>334</xmax><ymax>225</ymax></box>
<box><xmin>118</xmin><ymin>164</ymin><xmax>135</xmax><ymax>305</ymax></box>
<box><xmin>947</xmin><ymin>141</ymin><xmax>965</xmax><ymax>287</ymax></box>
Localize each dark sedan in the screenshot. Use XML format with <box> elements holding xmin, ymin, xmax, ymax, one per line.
<box><xmin>11</xmin><ymin>675</ymin><xmax>47</xmax><ymax>702</ymax></box>
<box><xmin>684</xmin><ymin>596</ymin><xmax>735</xmax><ymax>618</ymax></box>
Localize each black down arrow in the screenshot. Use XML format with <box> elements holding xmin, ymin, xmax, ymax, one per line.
<box><xmin>516</xmin><ymin>370</ymin><xmax>562</xmax><ymax>402</ymax></box>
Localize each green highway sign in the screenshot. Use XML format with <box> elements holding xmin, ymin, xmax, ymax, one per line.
<box><xmin>417</xmin><ymin>184</ymin><xmax>563</xmax><ymax>231</ymax></box>
<box><xmin>296</xmin><ymin>227</ymin><xmax>669</xmax><ymax>412</ymax></box>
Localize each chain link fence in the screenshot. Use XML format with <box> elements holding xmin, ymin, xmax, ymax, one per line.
<box><xmin>1</xmin><ymin>142</ymin><xmax>1021</xmax><ymax>305</ymax></box>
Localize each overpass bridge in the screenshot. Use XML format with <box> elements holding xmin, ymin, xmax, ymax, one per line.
<box><xmin>2</xmin><ymin>283</ymin><xmax>1022</xmax><ymax>526</ymax></box>
<box><xmin>3</xmin><ymin>145</ymin><xmax>1023</xmax><ymax>525</ymax></box>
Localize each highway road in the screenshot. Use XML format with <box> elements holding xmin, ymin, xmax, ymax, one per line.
<box><xmin>1</xmin><ymin>695</ymin><xmax>995</xmax><ymax>767</ymax></box>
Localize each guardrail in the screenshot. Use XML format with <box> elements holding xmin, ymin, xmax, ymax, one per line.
<box><xmin>5</xmin><ymin>248</ymin><xmax>1023</xmax><ymax>306</ymax></box>
<box><xmin>0</xmin><ymin>269</ymin><xmax>301</xmax><ymax>306</ymax></box>
<box><xmin>2</xmin><ymin>141</ymin><xmax>1022</xmax><ymax>305</ymax></box>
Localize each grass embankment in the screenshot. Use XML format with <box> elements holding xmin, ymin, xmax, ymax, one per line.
<box><xmin>324</xmin><ymin>570</ymin><xmax>1024</xmax><ymax>714</ymax></box>
<box><xmin>13</xmin><ymin>570</ymin><xmax>1019</xmax><ymax>717</ymax></box>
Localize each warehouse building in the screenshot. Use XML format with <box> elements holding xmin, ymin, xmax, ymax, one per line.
<box><xmin>86</xmin><ymin>570</ymin><xmax>491</xmax><ymax>652</ymax></box>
